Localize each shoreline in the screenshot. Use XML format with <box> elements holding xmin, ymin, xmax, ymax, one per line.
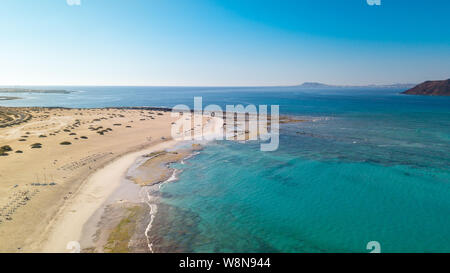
<box><xmin>37</xmin><ymin>116</ymin><xmax>222</xmax><ymax>253</ymax></box>
<box><xmin>0</xmin><ymin>104</ymin><xmax>239</xmax><ymax>252</ymax></box>
<box><xmin>142</xmin><ymin>152</ymin><xmax>196</xmax><ymax>253</ymax></box>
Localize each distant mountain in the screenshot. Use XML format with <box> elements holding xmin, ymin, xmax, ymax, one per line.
<box><xmin>402</xmin><ymin>79</ymin><xmax>450</xmax><ymax>96</ymax></box>
<box><xmin>294</xmin><ymin>82</ymin><xmax>415</xmax><ymax>89</ymax></box>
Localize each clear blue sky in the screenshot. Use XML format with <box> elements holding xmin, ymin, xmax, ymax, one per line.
<box><xmin>0</xmin><ymin>0</ymin><xmax>449</xmax><ymax>86</ymax></box>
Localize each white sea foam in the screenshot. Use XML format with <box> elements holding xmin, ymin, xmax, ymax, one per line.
<box><xmin>141</xmin><ymin>117</ymin><xmax>222</xmax><ymax>252</ymax></box>
<box><xmin>141</xmin><ymin>186</ymin><xmax>158</xmax><ymax>253</ymax></box>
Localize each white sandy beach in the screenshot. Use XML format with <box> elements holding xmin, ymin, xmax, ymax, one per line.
<box><xmin>40</xmin><ymin>140</ymin><xmax>178</xmax><ymax>253</ymax></box>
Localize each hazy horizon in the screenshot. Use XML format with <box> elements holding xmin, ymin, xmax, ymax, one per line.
<box><xmin>0</xmin><ymin>81</ymin><xmax>420</xmax><ymax>88</ymax></box>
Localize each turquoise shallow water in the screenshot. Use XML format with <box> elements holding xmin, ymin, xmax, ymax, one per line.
<box><xmin>153</xmin><ymin>141</ymin><xmax>450</xmax><ymax>253</ymax></box>
<box><xmin>1</xmin><ymin>86</ymin><xmax>449</xmax><ymax>252</ymax></box>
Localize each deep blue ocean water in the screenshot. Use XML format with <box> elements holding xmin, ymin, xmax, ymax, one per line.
<box><xmin>2</xmin><ymin>86</ymin><xmax>450</xmax><ymax>252</ymax></box>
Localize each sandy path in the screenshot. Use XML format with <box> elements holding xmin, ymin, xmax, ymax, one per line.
<box><xmin>40</xmin><ymin>140</ymin><xmax>177</xmax><ymax>253</ymax></box>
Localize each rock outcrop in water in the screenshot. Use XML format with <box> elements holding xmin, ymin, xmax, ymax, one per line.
<box><xmin>402</xmin><ymin>79</ymin><xmax>450</xmax><ymax>96</ymax></box>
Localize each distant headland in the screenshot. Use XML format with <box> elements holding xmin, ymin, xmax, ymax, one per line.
<box><xmin>0</xmin><ymin>96</ymin><xmax>21</xmax><ymax>101</ymax></box>
<box><xmin>294</xmin><ymin>82</ymin><xmax>415</xmax><ymax>89</ymax></box>
<box><xmin>401</xmin><ymin>79</ymin><xmax>450</xmax><ymax>96</ymax></box>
